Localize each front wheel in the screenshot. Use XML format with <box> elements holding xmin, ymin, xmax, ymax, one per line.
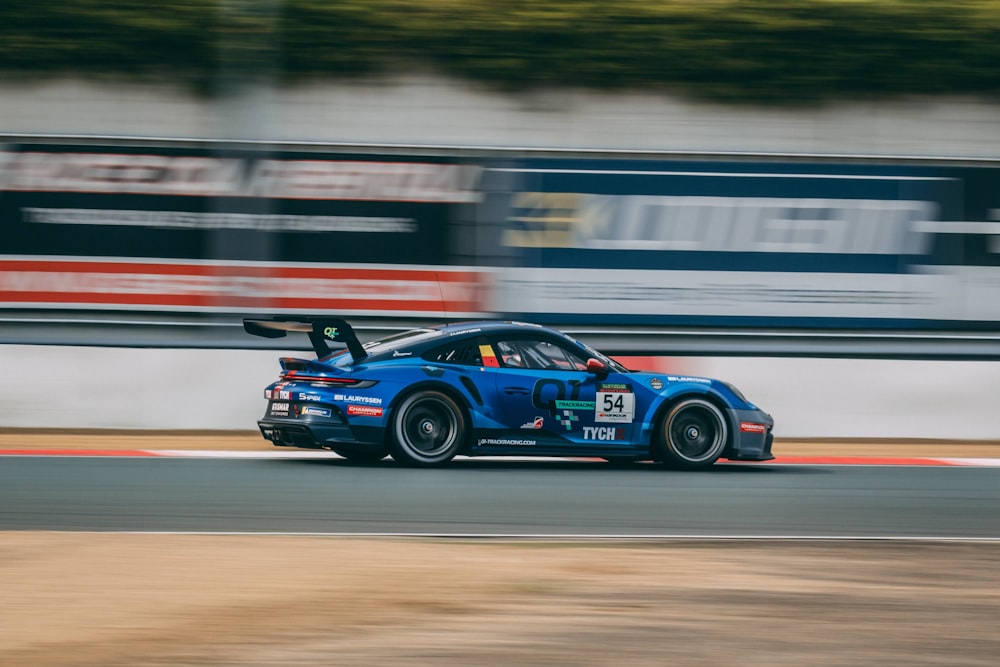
<box><xmin>659</xmin><ymin>398</ymin><xmax>728</xmax><ymax>469</ymax></box>
<box><xmin>390</xmin><ymin>391</ymin><xmax>466</xmax><ymax>466</ymax></box>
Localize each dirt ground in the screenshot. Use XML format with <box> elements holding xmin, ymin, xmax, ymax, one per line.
<box><xmin>1</xmin><ymin>535</ymin><xmax>998</xmax><ymax>666</ymax></box>
<box><xmin>2</xmin><ymin>432</ymin><xmax>999</xmax><ymax>666</ymax></box>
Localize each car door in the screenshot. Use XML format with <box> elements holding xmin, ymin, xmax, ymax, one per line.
<box><xmin>491</xmin><ymin>334</ymin><xmax>633</xmax><ymax>451</ymax></box>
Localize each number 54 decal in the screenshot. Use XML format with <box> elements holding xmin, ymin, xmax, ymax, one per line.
<box><xmin>596</xmin><ymin>389</ymin><xmax>635</xmax><ymax>423</ymax></box>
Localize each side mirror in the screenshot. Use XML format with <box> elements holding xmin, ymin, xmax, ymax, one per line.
<box><xmin>586</xmin><ymin>357</ymin><xmax>609</xmax><ymax>380</ymax></box>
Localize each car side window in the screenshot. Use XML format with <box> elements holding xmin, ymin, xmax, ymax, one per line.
<box><xmin>494</xmin><ymin>338</ymin><xmax>588</xmax><ymax>371</ymax></box>
<box><xmin>423</xmin><ymin>342</ymin><xmax>483</xmax><ymax>366</ymax></box>
<box><xmin>495</xmin><ymin>340</ymin><xmax>524</xmax><ymax>368</ymax></box>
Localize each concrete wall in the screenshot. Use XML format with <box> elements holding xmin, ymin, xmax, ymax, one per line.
<box><xmin>2</xmin><ymin>76</ymin><xmax>999</xmax><ymax>158</ymax></box>
<box><xmin>3</xmin><ymin>345</ymin><xmax>997</xmax><ymax>439</ymax></box>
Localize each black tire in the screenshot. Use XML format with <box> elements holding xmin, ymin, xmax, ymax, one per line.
<box><xmin>659</xmin><ymin>398</ymin><xmax>728</xmax><ymax>469</ymax></box>
<box><xmin>389</xmin><ymin>390</ymin><xmax>466</xmax><ymax>466</ymax></box>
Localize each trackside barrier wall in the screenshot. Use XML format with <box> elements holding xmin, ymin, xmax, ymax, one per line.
<box><xmin>1</xmin><ymin>345</ymin><xmax>997</xmax><ymax>440</ymax></box>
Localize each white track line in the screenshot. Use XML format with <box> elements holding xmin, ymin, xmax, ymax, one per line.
<box><xmin>939</xmin><ymin>458</ymin><xmax>1000</xmax><ymax>467</ymax></box>
<box><xmin>32</xmin><ymin>530</ymin><xmax>1000</xmax><ymax>542</ymax></box>
<box><xmin>147</xmin><ymin>451</ymin><xmax>606</xmax><ymax>463</ymax></box>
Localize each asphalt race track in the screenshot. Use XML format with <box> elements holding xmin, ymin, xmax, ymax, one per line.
<box><xmin>2</xmin><ymin>457</ymin><xmax>999</xmax><ymax>538</ymax></box>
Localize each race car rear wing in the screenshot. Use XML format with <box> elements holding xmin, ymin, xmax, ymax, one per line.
<box><xmin>243</xmin><ymin>317</ymin><xmax>367</xmax><ymax>362</ymax></box>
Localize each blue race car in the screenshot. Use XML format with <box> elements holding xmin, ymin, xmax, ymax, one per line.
<box><xmin>244</xmin><ymin>317</ymin><xmax>774</xmax><ymax>468</ymax></box>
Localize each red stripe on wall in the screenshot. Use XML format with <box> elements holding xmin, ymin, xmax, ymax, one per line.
<box><xmin>0</xmin><ymin>258</ymin><xmax>489</xmax><ymax>313</ymax></box>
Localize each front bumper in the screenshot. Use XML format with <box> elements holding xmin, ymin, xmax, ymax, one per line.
<box><xmin>724</xmin><ymin>408</ymin><xmax>775</xmax><ymax>461</ymax></box>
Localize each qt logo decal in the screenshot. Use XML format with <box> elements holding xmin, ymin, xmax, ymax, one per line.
<box><xmin>532</xmin><ymin>378</ymin><xmax>583</xmax><ymax>416</ymax></box>
<box><xmin>323</xmin><ymin>326</ymin><xmax>339</xmax><ymax>338</ymax></box>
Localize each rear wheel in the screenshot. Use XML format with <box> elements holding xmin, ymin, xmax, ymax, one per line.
<box><xmin>390</xmin><ymin>390</ymin><xmax>466</xmax><ymax>466</ymax></box>
<box><xmin>659</xmin><ymin>398</ymin><xmax>728</xmax><ymax>469</ymax></box>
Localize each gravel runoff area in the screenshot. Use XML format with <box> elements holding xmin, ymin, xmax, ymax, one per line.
<box><xmin>2</xmin><ymin>535</ymin><xmax>998</xmax><ymax>666</ymax></box>
<box><xmin>3</xmin><ymin>431</ymin><xmax>999</xmax><ymax>666</ymax></box>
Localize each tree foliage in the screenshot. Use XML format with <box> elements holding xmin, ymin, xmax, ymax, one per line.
<box><xmin>1</xmin><ymin>0</ymin><xmax>997</xmax><ymax>103</ymax></box>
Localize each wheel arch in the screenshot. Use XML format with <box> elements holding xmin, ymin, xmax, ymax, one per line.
<box><xmin>384</xmin><ymin>380</ymin><xmax>476</xmax><ymax>452</ymax></box>
<box><xmin>646</xmin><ymin>389</ymin><xmax>736</xmax><ymax>460</ymax></box>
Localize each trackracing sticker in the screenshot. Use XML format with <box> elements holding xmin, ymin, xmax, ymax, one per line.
<box><xmin>477</xmin><ymin>437</ymin><xmax>536</xmax><ymax>446</ymax></box>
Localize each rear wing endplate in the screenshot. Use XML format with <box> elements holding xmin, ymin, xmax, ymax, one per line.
<box><xmin>243</xmin><ymin>317</ymin><xmax>367</xmax><ymax>362</ymax></box>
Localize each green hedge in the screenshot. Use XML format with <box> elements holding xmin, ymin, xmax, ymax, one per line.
<box><xmin>1</xmin><ymin>0</ymin><xmax>998</xmax><ymax>103</ymax></box>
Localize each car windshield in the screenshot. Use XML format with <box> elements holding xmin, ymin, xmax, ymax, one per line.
<box><xmin>571</xmin><ymin>337</ymin><xmax>631</xmax><ymax>373</ymax></box>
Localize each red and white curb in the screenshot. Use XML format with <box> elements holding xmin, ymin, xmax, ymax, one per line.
<box><xmin>762</xmin><ymin>456</ymin><xmax>1000</xmax><ymax>467</ymax></box>
<box><xmin>0</xmin><ymin>449</ymin><xmax>999</xmax><ymax>466</ymax></box>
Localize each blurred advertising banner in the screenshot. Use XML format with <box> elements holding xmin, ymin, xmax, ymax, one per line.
<box><xmin>0</xmin><ymin>146</ymin><xmax>481</xmax><ymax>264</ymax></box>
<box><xmin>2</xmin><ymin>140</ymin><xmax>999</xmax><ymax>328</ymax></box>
<box><xmin>0</xmin><ymin>143</ymin><xmax>488</xmax><ymax>316</ymax></box>
<box><xmin>486</xmin><ymin>159</ymin><xmax>1000</xmax><ymax>328</ymax></box>
<box><xmin>0</xmin><ymin>258</ymin><xmax>487</xmax><ymax>316</ymax></box>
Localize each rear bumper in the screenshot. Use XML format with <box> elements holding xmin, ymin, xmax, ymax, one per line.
<box><xmin>258</xmin><ymin>418</ymin><xmax>384</xmax><ymax>452</ymax></box>
<box><xmin>724</xmin><ymin>409</ymin><xmax>775</xmax><ymax>461</ymax></box>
